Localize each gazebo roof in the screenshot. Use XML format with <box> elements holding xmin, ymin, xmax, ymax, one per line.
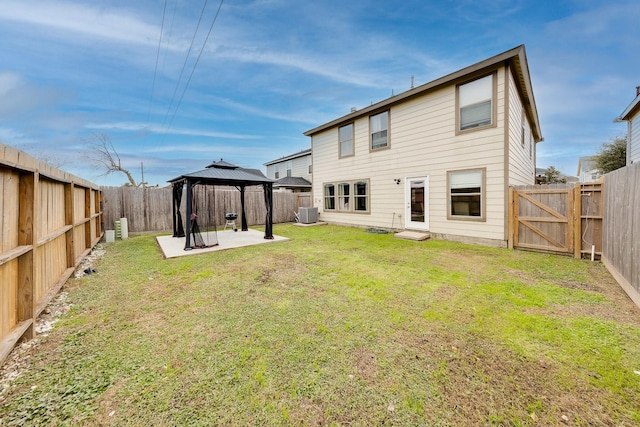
<box><xmin>168</xmin><ymin>159</ymin><xmax>274</xmax><ymax>186</ymax></box>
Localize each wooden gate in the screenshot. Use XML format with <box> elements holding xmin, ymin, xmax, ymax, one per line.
<box><xmin>509</xmin><ymin>184</ymin><xmax>575</xmax><ymax>254</ymax></box>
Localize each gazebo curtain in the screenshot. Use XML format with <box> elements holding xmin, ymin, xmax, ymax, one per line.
<box><xmin>172</xmin><ymin>181</ymin><xmax>185</xmax><ymax>237</ymax></box>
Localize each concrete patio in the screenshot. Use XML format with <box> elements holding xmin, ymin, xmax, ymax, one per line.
<box><xmin>156</xmin><ymin>229</ymin><xmax>289</xmax><ymax>259</ymax></box>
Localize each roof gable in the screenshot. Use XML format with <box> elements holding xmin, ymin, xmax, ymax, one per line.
<box><xmin>304</xmin><ymin>45</ymin><xmax>542</xmax><ymax>142</ymax></box>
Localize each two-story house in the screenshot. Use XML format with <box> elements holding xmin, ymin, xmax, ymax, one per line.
<box><xmin>264</xmin><ymin>148</ymin><xmax>312</xmax><ymax>192</ymax></box>
<box><xmin>304</xmin><ymin>45</ymin><xmax>542</xmax><ymax>247</ymax></box>
<box><xmin>576</xmin><ymin>156</ymin><xmax>602</xmax><ymax>182</ymax></box>
<box><xmin>617</xmin><ymin>86</ymin><xmax>640</xmax><ymax>165</ymax></box>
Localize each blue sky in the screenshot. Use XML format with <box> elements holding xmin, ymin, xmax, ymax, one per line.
<box><xmin>0</xmin><ymin>0</ymin><xmax>638</xmax><ymax>186</ymax></box>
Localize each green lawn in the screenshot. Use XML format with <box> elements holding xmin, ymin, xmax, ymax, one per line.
<box><xmin>1</xmin><ymin>224</ymin><xmax>639</xmax><ymax>426</ymax></box>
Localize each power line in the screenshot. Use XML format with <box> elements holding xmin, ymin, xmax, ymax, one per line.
<box><xmin>162</xmin><ymin>0</ymin><xmax>224</xmax><ymax>140</ymax></box>
<box><xmin>148</xmin><ymin>0</ymin><xmax>168</xmax><ymax>124</ymax></box>
<box><xmin>160</xmin><ymin>0</ymin><xmax>210</xmax><ymax>135</ymax></box>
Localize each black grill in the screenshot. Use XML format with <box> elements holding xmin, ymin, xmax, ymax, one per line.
<box><xmin>225</xmin><ymin>212</ymin><xmax>238</xmax><ymax>220</ymax></box>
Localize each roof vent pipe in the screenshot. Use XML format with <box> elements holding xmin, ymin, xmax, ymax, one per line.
<box><xmin>411</xmin><ymin>75</ymin><xmax>415</xmax><ymax>89</ymax></box>
<box><xmin>351</xmin><ymin>107</ymin><xmax>357</xmax><ymax>113</ymax></box>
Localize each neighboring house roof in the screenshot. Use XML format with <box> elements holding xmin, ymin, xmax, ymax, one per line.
<box><xmin>617</xmin><ymin>92</ymin><xmax>640</xmax><ymax>121</ymax></box>
<box><xmin>264</xmin><ymin>148</ymin><xmax>312</xmax><ymax>166</ymax></box>
<box><xmin>304</xmin><ymin>45</ymin><xmax>542</xmax><ymax>142</ymax></box>
<box><xmin>274</xmin><ymin>176</ymin><xmax>312</xmax><ymax>188</ymax></box>
<box><xmin>168</xmin><ymin>159</ymin><xmax>273</xmax><ymax>185</ymax></box>
<box><xmin>577</xmin><ymin>156</ymin><xmax>598</xmax><ymax>175</ymax></box>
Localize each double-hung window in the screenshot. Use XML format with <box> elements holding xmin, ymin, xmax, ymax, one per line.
<box><xmin>286</xmin><ymin>160</ymin><xmax>292</xmax><ymax>177</ymax></box>
<box><xmin>353</xmin><ymin>181</ymin><xmax>368</xmax><ymax>212</ymax></box>
<box><xmin>448</xmin><ymin>169</ymin><xmax>485</xmax><ymax>220</ymax></box>
<box><xmin>458</xmin><ymin>74</ymin><xmax>494</xmax><ymax>132</ymax></box>
<box><xmin>339</xmin><ymin>124</ymin><xmax>354</xmax><ymax>157</ymax></box>
<box><xmin>370</xmin><ymin>111</ymin><xmax>389</xmax><ymax>150</ymax></box>
<box><xmin>274</xmin><ymin>164</ymin><xmax>280</xmax><ymax>179</ymax></box>
<box><xmin>323</xmin><ymin>180</ymin><xmax>369</xmax><ymax>213</ymax></box>
<box><xmin>324</xmin><ymin>184</ymin><xmax>335</xmax><ymax>210</ymax></box>
<box><xmin>338</xmin><ymin>182</ymin><xmax>350</xmax><ymax>210</ymax></box>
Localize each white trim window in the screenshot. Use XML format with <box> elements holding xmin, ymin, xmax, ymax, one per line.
<box><xmin>448</xmin><ymin>169</ymin><xmax>485</xmax><ymax>220</ymax></box>
<box><xmin>370</xmin><ymin>111</ymin><xmax>389</xmax><ymax>150</ymax></box>
<box><xmin>274</xmin><ymin>164</ymin><xmax>280</xmax><ymax>179</ymax></box>
<box><xmin>307</xmin><ymin>156</ymin><xmax>312</xmax><ymax>174</ymax></box>
<box><xmin>286</xmin><ymin>160</ymin><xmax>292</xmax><ymax>177</ymax></box>
<box><xmin>339</xmin><ymin>123</ymin><xmax>354</xmax><ymax>157</ymax></box>
<box><xmin>458</xmin><ymin>74</ymin><xmax>493</xmax><ymax>131</ymax></box>
<box><xmin>323</xmin><ymin>180</ymin><xmax>369</xmax><ymax>213</ymax></box>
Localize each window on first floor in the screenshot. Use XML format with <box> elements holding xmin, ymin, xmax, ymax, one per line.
<box><xmin>323</xmin><ymin>179</ymin><xmax>369</xmax><ymax>213</ymax></box>
<box><xmin>448</xmin><ymin>168</ymin><xmax>485</xmax><ymax>220</ymax></box>
<box><xmin>324</xmin><ymin>184</ymin><xmax>335</xmax><ymax>210</ymax></box>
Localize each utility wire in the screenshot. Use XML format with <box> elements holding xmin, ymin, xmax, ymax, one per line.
<box><xmin>147</xmin><ymin>0</ymin><xmax>168</xmax><ymax>124</ymax></box>
<box><xmin>162</xmin><ymin>0</ymin><xmax>224</xmax><ymax>141</ymax></box>
<box><xmin>161</xmin><ymin>0</ymin><xmax>178</xmax><ymax>73</ymax></box>
<box><xmin>160</xmin><ymin>0</ymin><xmax>210</xmax><ymax>134</ymax></box>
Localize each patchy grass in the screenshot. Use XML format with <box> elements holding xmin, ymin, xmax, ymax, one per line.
<box><xmin>1</xmin><ymin>224</ymin><xmax>639</xmax><ymax>426</ymax></box>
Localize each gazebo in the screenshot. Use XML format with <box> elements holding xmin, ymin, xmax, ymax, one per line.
<box><xmin>168</xmin><ymin>159</ymin><xmax>275</xmax><ymax>250</ymax></box>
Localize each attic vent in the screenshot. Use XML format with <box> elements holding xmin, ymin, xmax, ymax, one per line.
<box><xmin>350</xmin><ymin>107</ymin><xmax>357</xmax><ymax>113</ymax></box>
<box><xmin>637</xmin><ymin>86</ymin><xmax>640</xmax><ymax>97</ymax></box>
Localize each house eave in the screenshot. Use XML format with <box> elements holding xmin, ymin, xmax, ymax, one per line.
<box><xmin>618</xmin><ymin>94</ymin><xmax>640</xmax><ymax>121</ymax></box>
<box><xmin>264</xmin><ymin>148</ymin><xmax>312</xmax><ymax>166</ymax></box>
<box><xmin>304</xmin><ymin>44</ymin><xmax>543</xmax><ymax>142</ymax></box>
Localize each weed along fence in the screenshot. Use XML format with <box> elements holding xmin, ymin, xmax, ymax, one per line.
<box><xmin>509</xmin><ymin>182</ymin><xmax>603</xmax><ymax>258</ymax></box>
<box><xmin>101</xmin><ymin>186</ymin><xmax>311</xmax><ymax>233</ymax></box>
<box><xmin>0</xmin><ymin>143</ymin><xmax>103</xmax><ymax>366</ymax></box>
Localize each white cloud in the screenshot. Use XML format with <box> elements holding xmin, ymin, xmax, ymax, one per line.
<box><xmin>0</xmin><ymin>1</ymin><xmax>161</xmax><ymax>47</ymax></box>
<box><xmin>85</xmin><ymin>121</ymin><xmax>262</xmax><ymax>140</ymax></box>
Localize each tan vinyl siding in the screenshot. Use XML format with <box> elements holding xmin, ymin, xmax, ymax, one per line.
<box><xmin>630</xmin><ymin>114</ymin><xmax>640</xmax><ymax>164</ymax></box>
<box><xmin>507</xmin><ymin>71</ymin><xmax>536</xmax><ymax>185</ymax></box>
<box><xmin>312</xmin><ymin>67</ymin><xmax>509</xmax><ymax>242</ymax></box>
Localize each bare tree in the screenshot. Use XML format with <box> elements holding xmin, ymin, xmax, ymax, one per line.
<box><xmin>88</xmin><ymin>133</ymin><xmax>141</xmax><ymax>187</ymax></box>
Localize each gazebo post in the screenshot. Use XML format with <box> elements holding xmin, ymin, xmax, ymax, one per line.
<box><xmin>264</xmin><ymin>183</ymin><xmax>274</xmax><ymax>239</ymax></box>
<box><xmin>184</xmin><ymin>179</ymin><xmax>193</xmax><ymax>250</ymax></box>
<box><xmin>240</xmin><ymin>185</ymin><xmax>248</xmax><ymax>231</ymax></box>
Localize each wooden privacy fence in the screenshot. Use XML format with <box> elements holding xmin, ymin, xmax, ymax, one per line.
<box><xmin>101</xmin><ymin>186</ymin><xmax>312</xmax><ymax>233</ymax></box>
<box><xmin>1</xmin><ymin>143</ymin><xmax>103</xmax><ymax>366</ymax></box>
<box><xmin>602</xmin><ymin>163</ymin><xmax>640</xmax><ymax>307</ymax></box>
<box><xmin>509</xmin><ymin>182</ymin><xmax>603</xmax><ymax>258</ymax></box>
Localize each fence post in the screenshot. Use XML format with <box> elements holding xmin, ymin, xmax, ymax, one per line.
<box><xmin>508</xmin><ymin>187</ymin><xmax>514</xmax><ymax>249</ymax></box>
<box><xmin>573</xmin><ymin>184</ymin><xmax>582</xmax><ymax>259</ymax></box>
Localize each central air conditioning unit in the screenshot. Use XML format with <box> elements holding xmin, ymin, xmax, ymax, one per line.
<box><xmin>298</xmin><ymin>207</ymin><xmax>318</xmax><ymax>224</ymax></box>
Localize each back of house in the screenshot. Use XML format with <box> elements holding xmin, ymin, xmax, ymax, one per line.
<box><xmin>304</xmin><ymin>45</ymin><xmax>542</xmax><ymax>247</ymax></box>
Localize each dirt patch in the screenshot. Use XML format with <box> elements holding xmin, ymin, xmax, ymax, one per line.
<box><xmin>393</xmin><ymin>328</ymin><xmax>626</xmax><ymax>425</ymax></box>
<box><xmin>353</xmin><ymin>347</ymin><xmax>378</xmax><ymax>383</ymax></box>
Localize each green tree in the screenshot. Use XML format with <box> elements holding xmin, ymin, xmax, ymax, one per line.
<box><xmin>594</xmin><ymin>136</ymin><xmax>627</xmax><ymax>174</ymax></box>
<box><xmin>541</xmin><ymin>166</ymin><xmax>567</xmax><ymax>184</ymax></box>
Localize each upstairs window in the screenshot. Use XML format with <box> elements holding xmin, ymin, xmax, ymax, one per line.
<box><xmin>274</xmin><ymin>164</ymin><xmax>280</xmax><ymax>179</ymax></box>
<box><xmin>307</xmin><ymin>156</ymin><xmax>312</xmax><ymax>174</ymax></box>
<box><xmin>287</xmin><ymin>160</ymin><xmax>292</xmax><ymax>177</ymax></box>
<box><xmin>370</xmin><ymin>111</ymin><xmax>389</xmax><ymax>150</ymax></box>
<box><xmin>458</xmin><ymin>74</ymin><xmax>494</xmax><ymax>132</ymax></box>
<box><xmin>339</xmin><ymin>124</ymin><xmax>354</xmax><ymax>157</ymax></box>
